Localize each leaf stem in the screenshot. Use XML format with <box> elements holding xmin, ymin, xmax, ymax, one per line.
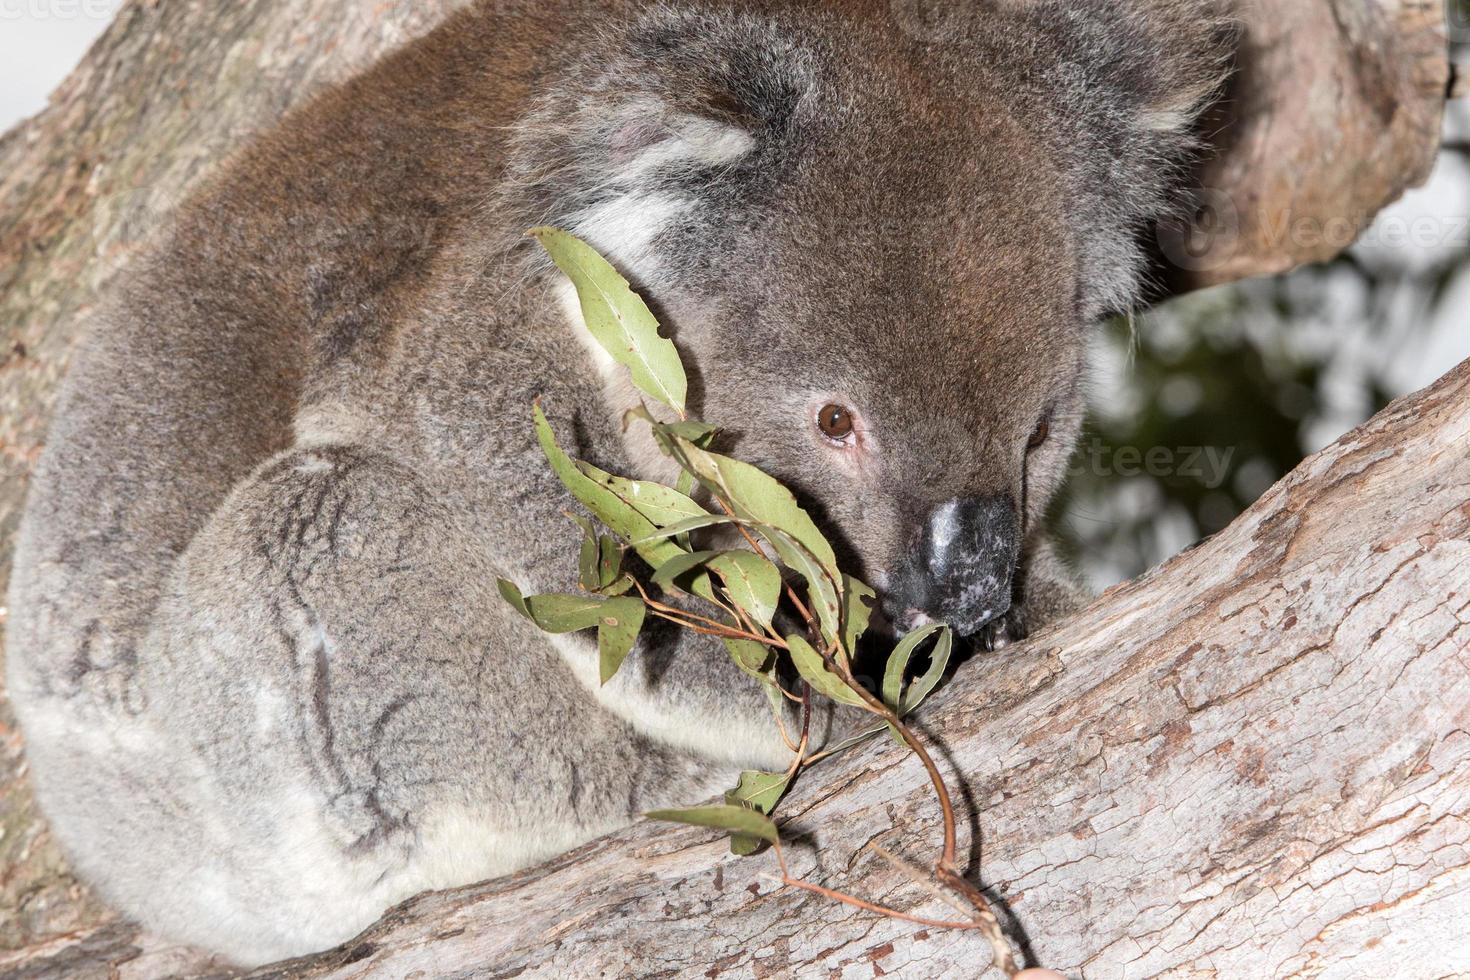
<box><xmin>823</xmin><ymin>649</ymin><xmax>1019</xmax><ymax>977</ymax></box>
<box><xmin>771</xmin><ymin>840</ymin><xmax>987</xmax><ymax>932</ymax></box>
<box><xmin>634</xmin><ymin>581</ymin><xmax>788</xmax><ymax>648</ymax></box>
<box><xmin>644</xmin><ymin>608</ymin><xmax>784</xmax><ymax>647</ymax></box>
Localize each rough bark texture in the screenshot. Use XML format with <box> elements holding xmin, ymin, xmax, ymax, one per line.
<box><xmin>9</xmin><ymin>357</ymin><xmax>1469</xmax><ymax>979</ymax></box>
<box><xmin>0</xmin><ymin>1</ymin><xmax>1458</xmax><ymax>977</ymax></box>
<box><xmin>1159</xmin><ymin>0</ymin><xmax>1451</xmax><ymax>289</ymax></box>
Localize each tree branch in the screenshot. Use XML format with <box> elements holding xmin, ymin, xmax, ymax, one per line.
<box><xmin>0</xmin><ymin>1</ymin><xmax>1461</xmax><ymax>977</ymax></box>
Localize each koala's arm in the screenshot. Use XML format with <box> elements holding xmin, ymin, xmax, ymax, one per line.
<box><xmin>108</xmin><ymin>440</ymin><xmax>757</xmax><ymax>964</ymax></box>
<box><xmin>1009</xmin><ymin>531</ymin><xmax>1090</xmax><ymax>644</ymax></box>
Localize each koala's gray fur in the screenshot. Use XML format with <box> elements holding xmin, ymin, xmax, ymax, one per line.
<box><xmin>7</xmin><ymin>0</ymin><xmax>1229</xmax><ymax>964</ymax></box>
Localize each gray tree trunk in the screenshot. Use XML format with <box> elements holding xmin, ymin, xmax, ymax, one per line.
<box><xmin>0</xmin><ymin>1</ymin><xmax>1458</xmax><ymax>977</ymax></box>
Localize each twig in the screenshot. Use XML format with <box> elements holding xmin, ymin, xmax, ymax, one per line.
<box><xmin>825</xmin><ymin>652</ymin><xmax>1020</xmax><ymax>977</ymax></box>
<box><xmin>634</xmin><ymin>581</ymin><xmax>788</xmax><ymax>647</ymax></box>
<box><xmin>867</xmin><ymin>842</ymin><xmax>975</xmax><ymax>918</ymax></box>
<box><xmin>771</xmin><ymin>841</ymin><xmax>985</xmax><ymax>932</ymax></box>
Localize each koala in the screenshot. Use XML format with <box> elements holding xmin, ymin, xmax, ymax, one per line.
<box><xmin>6</xmin><ymin>0</ymin><xmax>1229</xmax><ymax>965</ymax></box>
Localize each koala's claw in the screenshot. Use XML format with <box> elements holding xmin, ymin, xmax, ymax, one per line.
<box><xmin>978</xmin><ymin>611</ymin><xmax>1027</xmax><ymax>653</ymax></box>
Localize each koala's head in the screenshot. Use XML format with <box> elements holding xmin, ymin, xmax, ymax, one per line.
<box><xmin>508</xmin><ymin>1</ymin><xmax>1228</xmax><ymax>636</ymax></box>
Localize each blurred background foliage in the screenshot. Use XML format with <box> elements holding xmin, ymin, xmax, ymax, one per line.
<box><xmin>1059</xmin><ymin>10</ymin><xmax>1470</xmax><ymax>588</ymax></box>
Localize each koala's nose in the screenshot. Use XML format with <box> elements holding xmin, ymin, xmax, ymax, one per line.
<box><xmin>890</xmin><ymin>496</ymin><xmax>1020</xmax><ymax>637</ymax></box>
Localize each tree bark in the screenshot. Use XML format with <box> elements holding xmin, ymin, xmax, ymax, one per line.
<box><xmin>1159</xmin><ymin>0</ymin><xmax>1451</xmax><ymax>290</ymax></box>
<box><xmin>0</xmin><ymin>1</ymin><xmax>1460</xmax><ymax>978</ymax></box>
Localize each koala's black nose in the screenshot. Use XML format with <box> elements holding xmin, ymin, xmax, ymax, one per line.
<box><xmin>889</xmin><ymin>496</ymin><xmax>1020</xmax><ymax>637</ymax></box>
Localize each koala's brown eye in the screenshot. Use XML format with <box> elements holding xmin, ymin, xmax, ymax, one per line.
<box><xmin>1028</xmin><ymin>418</ymin><xmax>1051</xmax><ymax>450</ymax></box>
<box><xmin>818</xmin><ymin>404</ymin><xmax>855</xmax><ymax>442</ymax></box>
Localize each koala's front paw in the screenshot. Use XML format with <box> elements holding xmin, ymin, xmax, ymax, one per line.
<box><xmin>978</xmin><ymin>609</ymin><xmax>1028</xmax><ymax>652</ymax></box>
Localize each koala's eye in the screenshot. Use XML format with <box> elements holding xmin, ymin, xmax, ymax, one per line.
<box><xmin>1028</xmin><ymin>417</ymin><xmax>1051</xmax><ymax>450</ymax></box>
<box><xmin>817</xmin><ymin>404</ymin><xmax>856</xmax><ymax>443</ymax></box>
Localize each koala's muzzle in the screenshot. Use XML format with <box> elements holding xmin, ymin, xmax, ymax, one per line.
<box><xmin>889</xmin><ymin>496</ymin><xmax>1020</xmax><ymax>637</ymax></box>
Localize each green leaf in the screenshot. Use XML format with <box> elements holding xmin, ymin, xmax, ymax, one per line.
<box><xmin>650</xmin><ymin>550</ymin><xmax>720</xmax><ymax>588</ymax></box>
<box><xmin>600</xmin><ymin>574</ymin><xmax>637</xmax><ymax>598</ymax></box>
<box><xmin>656</xmin><ymin>433</ymin><xmax>843</xmax><ymax>641</ymax></box>
<box><xmin>598</xmin><ymin>599</ymin><xmax>646</xmax><ymax>685</ymax></box>
<box><xmin>901</xmin><ymin>626</ymin><xmax>954</xmax><ymax>715</ymax></box>
<box><xmin>672</xmin><ymin>438</ymin><xmax>839</xmax><ymax>579</ymax></box>
<box><xmin>665</xmin><ymin>420</ymin><xmax>718</xmax><ymax>444</ymax></box>
<box><xmin>519</xmin><ymin>593</ymin><xmax>619</xmax><ymax>634</ymax></box>
<box><xmin>708</xmin><ymin>551</ymin><xmax>782</xmax><ymax>629</ymax></box>
<box><xmin>597</xmin><ymin>536</ymin><xmax>623</xmax><ymax>589</ymax></box>
<box><xmin>730</xmin><ymin>834</ymin><xmax>764</xmax><ymax>857</ymax></box>
<box><xmin>764</xmin><ymin>527</ymin><xmax>842</xmax><ymax>644</ymax></box>
<box><xmin>842</xmin><ymin>575</ymin><xmax>877</xmax><ymax>655</ymax></box>
<box><xmin>723</xmin><ymin>636</ymin><xmax>776</xmax><ymax>679</ymax></box>
<box><xmin>534</xmin><ymin>404</ymin><xmax>685</xmax><ymax>569</ymax></box>
<box><xmin>786</xmin><ymin>634</ymin><xmax>868</xmax><ymax>707</ymax></box>
<box><xmin>631</xmin><ymin>514</ymin><xmax>742</xmax><ymax>544</ymax></box>
<box><xmin>725</xmin><ymin>769</ymin><xmax>791</xmax><ymax>852</ymax></box>
<box><xmin>498</xmin><ymin>578</ymin><xmax>532</xmax><ymax>619</ymax></box>
<box><xmin>578</xmin><ymin>465</ymin><xmax>711</xmax><ymax>527</ymax></box>
<box><xmin>810</xmin><ymin>725</ymin><xmax>886</xmax><ymax>763</ymax></box>
<box><xmin>727</xmin><ymin>770</ymin><xmax>791</xmax><ymax>814</ymax></box>
<box><xmin>530</xmin><ymin>227</ymin><xmax>686</xmax><ymax>414</ymax></box>
<box><xmin>578</xmin><ymin>535</ymin><xmax>601</xmax><ymax>592</ymax></box>
<box><xmin>882</xmin><ymin>624</ymin><xmax>954</xmax><ymax>715</ymax></box>
<box><xmin>645</xmin><ymin>804</ymin><xmax>779</xmax><ymax>845</ymax></box>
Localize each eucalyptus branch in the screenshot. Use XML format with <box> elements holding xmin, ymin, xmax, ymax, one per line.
<box><xmin>516</xmin><ymin>226</ymin><xmax>1030</xmax><ymax>978</ymax></box>
<box><xmin>825</xmin><ymin>648</ymin><xmax>1019</xmax><ymax>977</ymax></box>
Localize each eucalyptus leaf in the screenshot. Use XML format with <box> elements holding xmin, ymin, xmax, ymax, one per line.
<box><xmin>645</xmin><ymin>804</ymin><xmax>779</xmax><ymax>845</ymax></box>
<box><xmin>579</xmin><ymin>464</ymin><xmax>711</xmax><ymax>527</ymax></box>
<box><xmin>810</xmin><ymin>725</ymin><xmax>886</xmax><ymax>763</ymax></box>
<box><xmin>601</xmin><ymin>574</ymin><xmax>637</xmax><ymax>598</ymax></box>
<box><xmin>497</xmin><ymin>578</ymin><xmax>532</xmax><ymax>619</ymax></box>
<box><xmin>578</xmin><ymin>535</ymin><xmax>601</xmax><ymax>592</ymax></box>
<box><xmin>597</xmin><ymin>536</ymin><xmax>623</xmax><ymax>589</ymax></box>
<box><xmin>786</xmin><ymin>634</ymin><xmax>868</xmax><ymax>707</ymax></box>
<box><xmin>729</xmin><ymin>834</ymin><xmax>764</xmax><ymax>857</ymax></box>
<box><xmin>530</xmin><ymin>227</ymin><xmax>687</xmax><ymax>415</ymax></box>
<box><xmin>632</xmin><ymin>514</ymin><xmax>742</xmax><ymax>544</ymax></box>
<box><xmin>672</xmin><ymin>437</ymin><xmax>839</xmax><ymax>580</ymax></box>
<box><xmin>763</xmin><ymin>527</ymin><xmax>842</xmax><ymax>644</ymax></box>
<box><xmin>900</xmin><ymin>626</ymin><xmax>953</xmax><ymax>715</ymax></box>
<box><xmin>597</xmin><ymin>599</ymin><xmax>646</xmax><ymax>685</ymax></box>
<box><xmin>881</xmin><ymin>623</ymin><xmax>954</xmax><ymax>716</ymax></box>
<box><xmin>723</xmin><ymin>636</ymin><xmax>775</xmax><ymax>679</ymax></box>
<box><xmin>650</xmin><ymin>550</ymin><xmax>720</xmax><ymax>588</ymax></box>
<box><xmin>842</xmin><ymin>575</ymin><xmax>877</xmax><ymax>655</ymax></box>
<box><xmin>727</xmin><ymin>770</ymin><xmax>790</xmax><ymax>814</ymax></box>
<box><xmin>708</xmin><ymin>551</ymin><xmax>782</xmax><ymax>629</ymax></box>
<box><xmin>520</xmin><ymin>593</ymin><xmax>622</xmax><ymax>634</ymax></box>
<box><xmin>534</xmin><ymin>404</ymin><xmax>685</xmax><ymax>569</ymax></box>
<box><xmin>666</xmin><ymin>420</ymin><xmax>718</xmax><ymax>444</ymax></box>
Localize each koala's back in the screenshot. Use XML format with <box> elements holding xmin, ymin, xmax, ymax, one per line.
<box><xmin>5</xmin><ymin>0</ymin><xmax>1230</xmax><ymax>964</ymax></box>
<box><xmin>6</xmin><ymin>1</ymin><xmax>800</xmax><ymax>960</ymax></box>
<box><xmin>4</xmin><ymin>3</ymin><xmax>609</xmax><ymax>960</ymax></box>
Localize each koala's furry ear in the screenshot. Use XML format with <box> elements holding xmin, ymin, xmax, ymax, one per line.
<box><xmin>504</xmin><ymin>9</ymin><xmax>812</xmax><ymax>277</ymax></box>
<box><xmin>1014</xmin><ymin>0</ymin><xmax>1237</xmax><ymax>320</ymax></box>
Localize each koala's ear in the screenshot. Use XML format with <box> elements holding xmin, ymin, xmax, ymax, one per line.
<box><xmin>505</xmin><ymin>10</ymin><xmax>810</xmax><ymax>275</ymax></box>
<box><xmin>599</xmin><ymin>97</ymin><xmax>758</xmax><ymax>185</ymax></box>
<box><xmin>1016</xmin><ymin>0</ymin><xmax>1235</xmax><ymax>320</ymax></box>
